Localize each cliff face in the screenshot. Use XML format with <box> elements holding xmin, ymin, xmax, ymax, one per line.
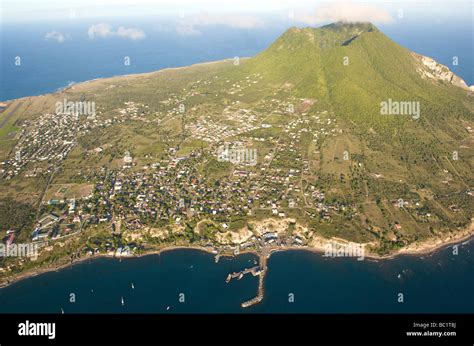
<box><xmin>412</xmin><ymin>52</ymin><xmax>472</xmax><ymax>90</ymax></box>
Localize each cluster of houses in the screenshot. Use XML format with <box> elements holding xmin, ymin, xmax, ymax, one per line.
<box><xmin>73</xmin><ymin>126</ymin><xmax>350</xmax><ymax>242</ymax></box>
<box><xmin>222</xmin><ymin>230</ymin><xmax>307</xmax><ymax>256</ymax></box>
<box><xmin>225</xmin><ymin>73</ymin><xmax>262</xmax><ymax>95</ymax></box>
<box><xmin>187</xmin><ymin>106</ymin><xmax>259</xmax><ymax>143</ymax></box>
<box><xmin>1</xmin><ymin>112</ymin><xmax>78</xmax><ymax>177</ymax></box>
<box><xmin>31</xmin><ymin>201</ymin><xmax>86</xmax><ymax>242</ymax></box>
<box><xmin>118</xmin><ymin>101</ymin><xmax>149</xmax><ymax>118</ymax></box>
<box><xmin>1</xmin><ymin>102</ymin><xmax>129</xmax><ymax>178</ymax></box>
<box><xmin>6</xmin><ymin>76</ymin><xmax>354</xmax><ymax>251</ymax></box>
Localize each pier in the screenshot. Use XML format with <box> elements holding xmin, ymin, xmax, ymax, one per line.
<box><xmin>224</xmin><ymin>252</ymin><xmax>269</xmax><ymax>308</ymax></box>
<box><xmin>226</xmin><ymin>265</ymin><xmax>261</xmax><ymax>282</ymax></box>
<box><xmin>241</xmin><ymin>254</ymin><xmax>267</xmax><ymax>308</ymax></box>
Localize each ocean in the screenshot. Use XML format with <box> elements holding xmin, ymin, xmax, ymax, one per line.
<box><xmin>0</xmin><ymin>241</ymin><xmax>473</xmax><ymax>313</ymax></box>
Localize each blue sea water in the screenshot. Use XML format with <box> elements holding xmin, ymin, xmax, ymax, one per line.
<box><xmin>0</xmin><ymin>241</ymin><xmax>472</xmax><ymax>313</ymax></box>
<box><xmin>0</xmin><ymin>18</ymin><xmax>287</xmax><ymax>101</ymax></box>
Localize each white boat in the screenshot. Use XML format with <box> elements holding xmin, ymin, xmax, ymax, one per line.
<box><xmin>131</xmin><ymin>283</ymin><xmax>134</xmax><ymax>289</ymax></box>
<box><xmin>61</xmin><ymin>308</ymin><xmax>64</xmax><ymax>314</ymax></box>
<box><xmin>166</xmin><ymin>306</ymin><xmax>170</xmax><ymax>310</ymax></box>
<box><xmin>121</xmin><ymin>297</ymin><xmax>125</xmax><ymax>306</ymax></box>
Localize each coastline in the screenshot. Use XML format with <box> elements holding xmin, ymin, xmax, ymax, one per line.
<box><xmin>1</xmin><ymin>49</ymin><xmax>472</xmax><ymax>290</ymax></box>
<box><xmin>0</xmin><ymin>57</ymin><xmax>250</xmax><ymax>103</ymax></box>
<box><xmin>1</xmin><ymin>220</ymin><xmax>473</xmax><ymax>290</ymax></box>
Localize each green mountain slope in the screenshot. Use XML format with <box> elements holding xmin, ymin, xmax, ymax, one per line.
<box><xmin>242</xmin><ymin>22</ymin><xmax>472</xmax><ymax>128</ymax></box>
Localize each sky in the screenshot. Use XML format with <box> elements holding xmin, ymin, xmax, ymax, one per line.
<box><xmin>2</xmin><ymin>0</ymin><xmax>472</xmax><ymax>25</ymax></box>
<box><xmin>2</xmin><ymin>0</ymin><xmax>472</xmax><ymax>45</ymax></box>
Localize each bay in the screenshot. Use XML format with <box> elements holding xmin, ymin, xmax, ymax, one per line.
<box><xmin>0</xmin><ymin>241</ymin><xmax>472</xmax><ymax>313</ymax></box>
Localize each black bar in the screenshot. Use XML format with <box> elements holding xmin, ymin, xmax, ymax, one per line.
<box><xmin>0</xmin><ymin>314</ymin><xmax>472</xmax><ymax>345</ymax></box>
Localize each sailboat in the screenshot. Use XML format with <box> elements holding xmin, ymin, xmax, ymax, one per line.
<box><xmin>131</xmin><ymin>283</ymin><xmax>135</xmax><ymax>289</ymax></box>
<box><xmin>60</xmin><ymin>308</ymin><xmax>64</xmax><ymax>314</ymax></box>
<box><xmin>121</xmin><ymin>297</ymin><xmax>125</xmax><ymax>306</ymax></box>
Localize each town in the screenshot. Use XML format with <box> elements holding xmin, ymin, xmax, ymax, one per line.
<box><xmin>1</xmin><ymin>66</ymin><xmax>472</xmax><ymax>285</ymax></box>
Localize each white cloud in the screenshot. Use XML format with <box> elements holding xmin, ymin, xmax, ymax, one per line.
<box><xmin>176</xmin><ymin>12</ymin><xmax>264</xmax><ymax>36</ymax></box>
<box><xmin>88</xmin><ymin>23</ymin><xmax>113</xmax><ymax>39</ymax></box>
<box><xmin>44</xmin><ymin>31</ymin><xmax>70</xmax><ymax>43</ymax></box>
<box><xmin>88</xmin><ymin>23</ymin><xmax>146</xmax><ymax>40</ymax></box>
<box><xmin>292</xmin><ymin>2</ymin><xmax>394</xmax><ymax>25</ymax></box>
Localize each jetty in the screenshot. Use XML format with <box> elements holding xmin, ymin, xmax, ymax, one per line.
<box><xmin>241</xmin><ymin>254</ymin><xmax>267</xmax><ymax>308</ymax></box>
<box><xmin>225</xmin><ymin>266</ymin><xmax>261</xmax><ymax>283</ymax></box>
<box><xmin>224</xmin><ymin>252</ymin><xmax>269</xmax><ymax>308</ymax></box>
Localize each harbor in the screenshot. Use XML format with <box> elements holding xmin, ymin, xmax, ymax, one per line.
<box><xmin>226</xmin><ymin>253</ymin><xmax>269</xmax><ymax>308</ymax></box>
<box><xmin>1</xmin><ymin>244</ymin><xmax>474</xmax><ymax>313</ymax></box>
<box><xmin>225</xmin><ymin>266</ymin><xmax>261</xmax><ymax>283</ymax></box>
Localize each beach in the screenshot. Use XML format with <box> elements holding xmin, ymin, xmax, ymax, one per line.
<box><xmin>1</xmin><ymin>219</ymin><xmax>473</xmax><ymax>289</ymax></box>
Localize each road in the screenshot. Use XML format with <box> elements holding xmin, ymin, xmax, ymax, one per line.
<box><xmin>0</xmin><ymin>101</ymin><xmax>23</xmax><ymax>129</ymax></box>
<box><xmin>35</xmin><ymin>168</ymin><xmax>57</xmax><ymax>221</ymax></box>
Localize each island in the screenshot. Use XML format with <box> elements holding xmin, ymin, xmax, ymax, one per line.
<box><xmin>0</xmin><ymin>23</ymin><xmax>473</xmax><ymax>308</ymax></box>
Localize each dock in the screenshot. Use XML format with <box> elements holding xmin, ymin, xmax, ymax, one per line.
<box><xmin>224</xmin><ymin>253</ymin><xmax>268</xmax><ymax>308</ymax></box>
<box><xmin>225</xmin><ymin>266</ymin><xmax>261</xmax><ymax>283</ymax></box>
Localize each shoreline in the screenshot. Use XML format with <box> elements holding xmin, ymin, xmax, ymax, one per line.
<box><xmin>1</xmin><ymin>222</ymin><xmax>473</xmax><ymax>290</ymax></box>
<box><xmin>0</xmin><ymin>57</ymin><xmax>251</xmax><ymax>103</ymax></box>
